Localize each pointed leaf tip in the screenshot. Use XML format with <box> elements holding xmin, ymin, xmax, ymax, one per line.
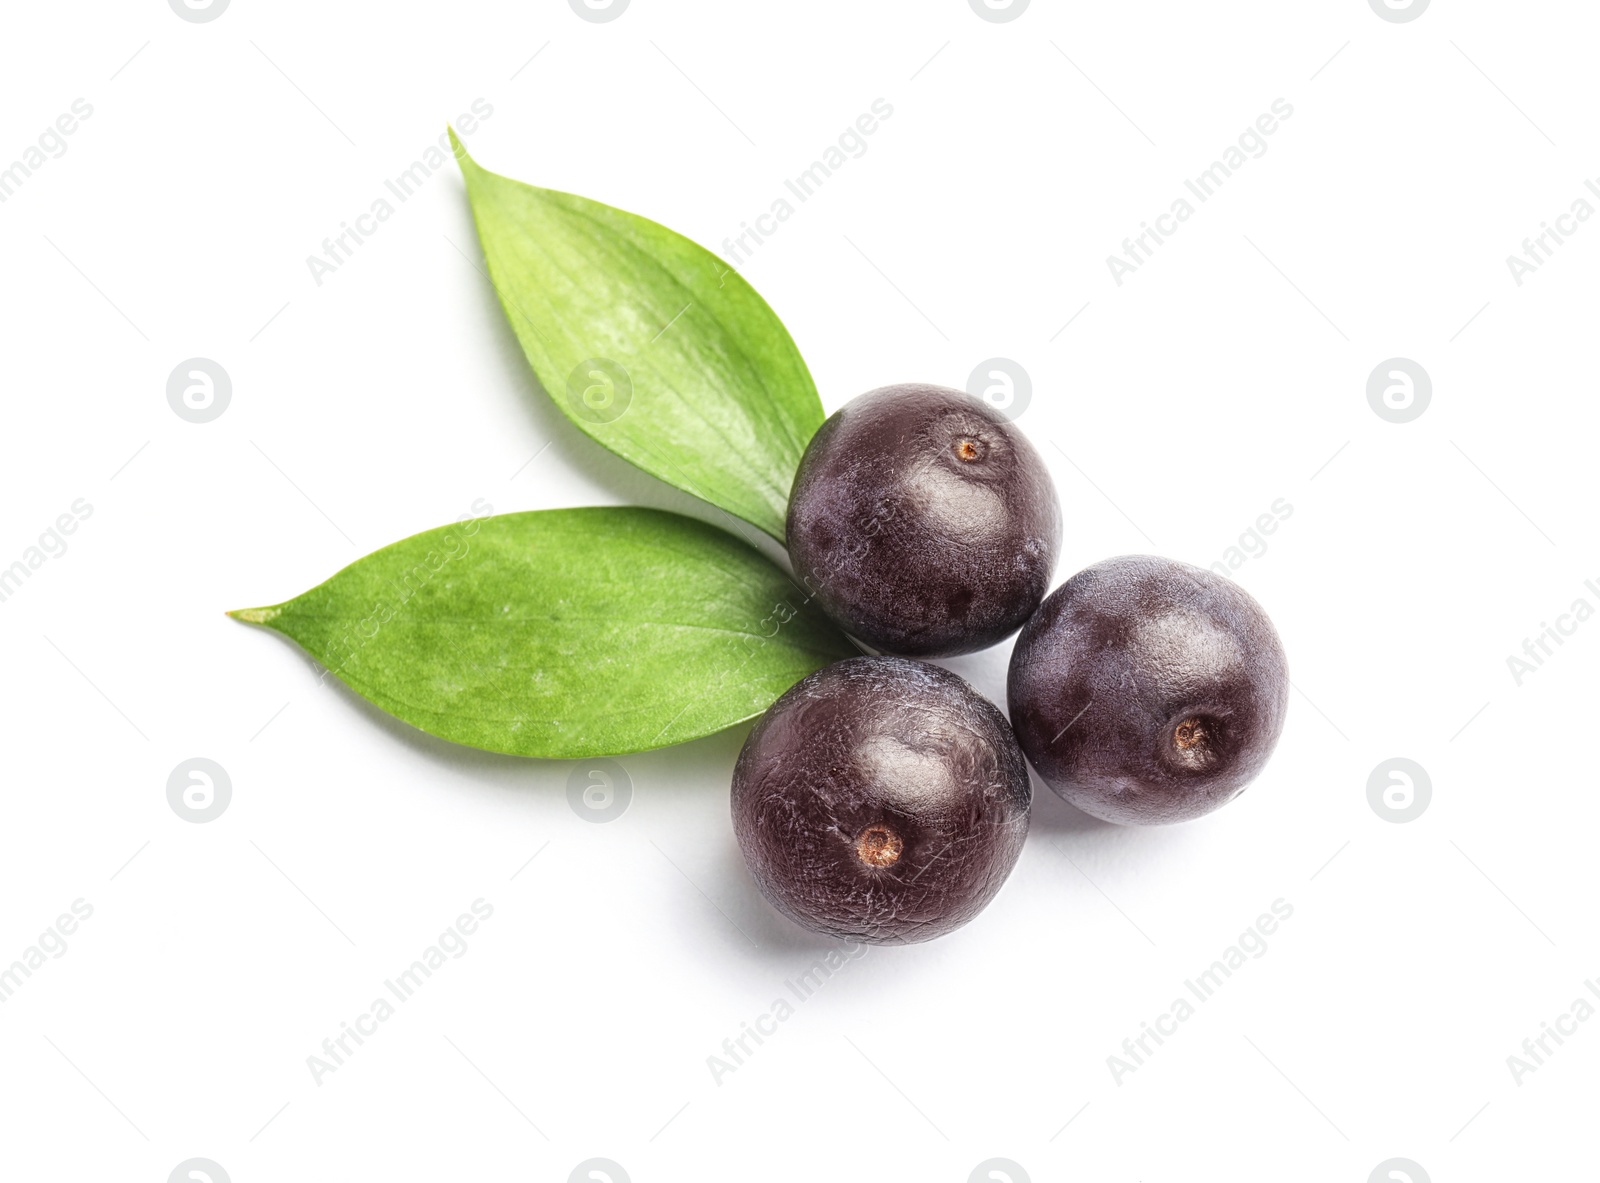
<box><xmin>228</xmin><ymin>606</ymin><xmax>281</xmax><ymax>626</ymax></box>
<box><xmin>448</xmin><ymin>126</ymin><xmax>476</xmax><ymax>174</ymax></box>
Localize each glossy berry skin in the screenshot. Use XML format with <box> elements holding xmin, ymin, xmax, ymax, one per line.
<box><xmin>732</xmin><ymin>657</ymin><xmax>1031</xmax><ymax>944</ymax></box>
<box><xmin>786</xmin><ymin>383</ymin><xmax>1060</xmax><ymax>657</ymax></box>
<box><xmin>1007</xmin><ymin>556</ymin><xmax>1289</xmax><ymax>826</ymax></box>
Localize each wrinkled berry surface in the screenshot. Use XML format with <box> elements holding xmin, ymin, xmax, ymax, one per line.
<box><xmin>786</xmin><ymin>383</ymin><xmax>1061</xmax><ymax>657</ymax></box>
<box><xmin>732</xmin><ymin>657</ymin><xmax>1031</xmax><ymax>944</ymax></box>
<box><xmin>1007</xmin><ymin>556</ymin><xmax>1289</xmax><ymax>825</ymax></box>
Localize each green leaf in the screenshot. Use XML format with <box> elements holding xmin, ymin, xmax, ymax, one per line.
<box><xmin>229</xmin><ymin>508</ymin><xmax>855</xmax><ymax>758</ymax></box>
<box><xmin>452</xmin><ymin>131</ymin><xmax>822</xmax><ymax>542</ymax></box>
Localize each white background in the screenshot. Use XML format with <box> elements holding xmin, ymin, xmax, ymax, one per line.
<box><xmin>1</xmin><ymin>1</ymin><xmax>1594</xmax><ymax>1180</ymax></box>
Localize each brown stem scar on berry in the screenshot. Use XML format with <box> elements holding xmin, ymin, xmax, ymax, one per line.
<box><xmin>953</xmin><ymin>438</ymin><xmax>982</xmax><ymax>462</ymax></box>
<box><xmin>856</xmin><ymin>824</ymin><xmax>903</xmax><ymax>867</ymax></box>
<box><xmin>1174</xmin><ymin>718</ymin><xmax>1207</xmax><ymax>750</ymax></box>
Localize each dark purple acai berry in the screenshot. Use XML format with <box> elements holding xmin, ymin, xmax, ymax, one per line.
<box><xmin>786</xmin><ymin>383</ymin><xmax>1061</xmax><ymax>657</ymax></box>
<box><xmin>1007</xmin><ymin>556</ymin><xmax>1289</xmax><ymax>826</ymax></box>
<box><xmin>731</xmin><ymin>657</ymin><xmax>1031</xmax><ymax>944</ymax></box>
